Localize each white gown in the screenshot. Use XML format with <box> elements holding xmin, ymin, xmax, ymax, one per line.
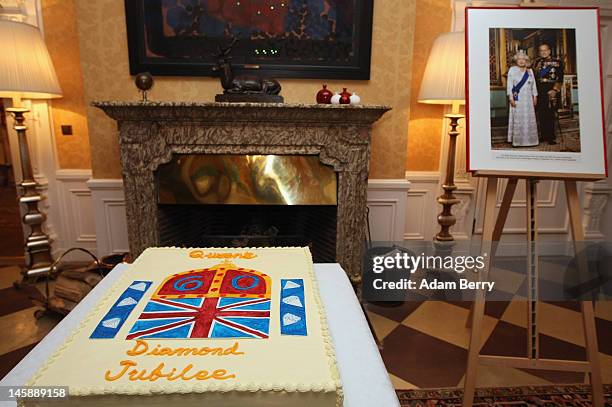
<box><xmin>506</xmin><ymin>66</ymin><xmax>539</xmax><ymax>147</ymax></box>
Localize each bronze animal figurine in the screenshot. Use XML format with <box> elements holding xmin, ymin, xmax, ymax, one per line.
<box><xmin>213</xmin><ymin>35</ymin><xmax>282</xmax><ymax>102</ymax></box>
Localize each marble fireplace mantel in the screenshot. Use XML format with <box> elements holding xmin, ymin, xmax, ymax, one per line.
<box><xmin>94</xmin><ymin>101</ymin><xmax>391</xmax><ymax>287</ymax></box>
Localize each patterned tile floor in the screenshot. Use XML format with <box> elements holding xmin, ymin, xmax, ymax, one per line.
<box><xmin>366</xmin><ymin>256</ymin><xmax>612</xmax><ymax>389</ymax></box>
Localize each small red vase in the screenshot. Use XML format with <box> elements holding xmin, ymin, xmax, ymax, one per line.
<box><xmin>339</xmin><ymin>88</ymin><xmax>351</xmax><ymax>104</ymax></box>
<box><xmin>316</xmin><ymin>84</ymin><xmax>333</xmax><ymax>104</ymax></box>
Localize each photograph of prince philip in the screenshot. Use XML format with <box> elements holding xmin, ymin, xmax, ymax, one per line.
<box><xmin>489</xmin><ymin>28</ymin><xmax>580</xmax><ymax>152</ymax></box>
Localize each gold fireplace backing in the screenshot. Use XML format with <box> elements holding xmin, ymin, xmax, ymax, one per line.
<box><xmin>157</xmin><ymin>154</ymin><xmax>337</xmax><ymax>205</ymax></box>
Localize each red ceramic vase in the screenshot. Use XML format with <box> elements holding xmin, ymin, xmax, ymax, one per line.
<box><xmin>316</xmin><ymin>84</ymin><xmax>333</xmax><ymax>104</ymax></box>
<box><xmin>339</xmin><ymin>88</ymin><xmax>351</xmax><ymax>104</ymax></box>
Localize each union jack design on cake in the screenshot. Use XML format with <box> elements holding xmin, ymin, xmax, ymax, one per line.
<box><xmin>127</xmin><ymin>262</ymin><xmax>272</xmax><ymax>339</ymax></box>
<box><xmin>126</xmin><ymin>296</ymin><xmax>271</xmax><ymax>339</ymax></box>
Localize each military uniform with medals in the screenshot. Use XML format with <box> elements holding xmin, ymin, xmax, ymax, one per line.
<box><xmin>533</xmin><ymin>55</ymin><xmax>563</xmax><ymax>144</ymax></box>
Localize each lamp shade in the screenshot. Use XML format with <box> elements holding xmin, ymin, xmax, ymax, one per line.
<box><xmin>0</xmin><ymin>19</ymin><xmax>62</xmax><ymax>99</ymax></box>
<box><xmin>418</xmin><ymin>32</ymin><xmax>465</xmax><ymax>105</ymax></box>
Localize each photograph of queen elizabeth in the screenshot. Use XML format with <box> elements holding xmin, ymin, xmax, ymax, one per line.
<box><xmin>489</xmin><ymin>28</ymin><xmax>580</xmax><ymax>152</ymax></box>
<box><xmin>506</xmin><ymin>51</ymin><xmax>538</xmax><ymax>147</ymax></box>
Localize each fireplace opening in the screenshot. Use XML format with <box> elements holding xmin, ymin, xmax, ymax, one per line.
<box><xmin>157</xmin><ymin>154</ymin><xmax>337</xmax><ymax>205</ymax></box>
<box><xmin>158</xmin><ymin>204</ymin><xmax>337</xmax><ymax>263</ymax></box>
<box><xmin>155</xmin><ymin>154</ymin><xmax>338</xmax><ymax>263</ymax></box>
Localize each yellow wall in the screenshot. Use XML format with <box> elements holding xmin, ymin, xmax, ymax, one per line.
<box><xmin>406</xmin><ymin>0</ymin><xmax>452</xmax><ymax>172</ymax></box>
<box><xmin>42</xmin><ymin>0</ymin><xmax>91</xmax><ymax>169</ymax></box>
<box><xmin>74</xmin><ymin>0</ymin><xmax>417</xmax><ymax>179</ymax></box>
<box><xmin>42</xmin><ymin>0</ymin><xmax>453</xmax><ymax>177</ymax></box>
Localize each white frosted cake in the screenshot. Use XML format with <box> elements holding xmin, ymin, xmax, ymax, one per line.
<box><xmin>25</xmin><ymin>247</ymin><xmax>342</xmax><ymax>407</ymax></box>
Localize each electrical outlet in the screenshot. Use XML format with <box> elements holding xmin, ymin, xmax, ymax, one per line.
<box><xmin>61</xmin><ymin>125</ymin><xmax>73</xmax><ymax>136</ymax></box>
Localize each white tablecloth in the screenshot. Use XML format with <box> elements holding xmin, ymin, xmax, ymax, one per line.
<box><xmin>0</xmin><ymin>263</ymin><xmax>399</xmax><ymax>407</ymax></box>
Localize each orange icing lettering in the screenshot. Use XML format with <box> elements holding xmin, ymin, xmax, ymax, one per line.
<box><xmin>104</xmin><ymin>360</ymin><xmax>137</xmax><ymax>381</ymax></box>
<box><xmin>104</xmin><ymin>361</ymin><xmax>236</xmax><ymax>382</ymax></box>
<box><xmin>189</xmin><ymin>250</ymin><xmax>205</xmax><ymax>258</ymax></box>
<box><xmin>223</xmin><ymin>342</ymin><xmax>244</xmax><ymax>356</ymax></box>
<box><xmin>150</xmin><ymin>364</ymin><xmax>176</xmax><ymax>382</ymax></box>
<box><xmin>172</xmin><ymin>364</ymin><xmax>196</xmax><ymax>381</ymax></box>
<box><xmin>157</xmin><ymin>347</ymin><xmax>174</xmax><ymax>356</ymax></box>
<box><xmin>211</xmin><ymin>369</ymin><xmax>235</xmax><ymax>380</ymax></box>
<box><xmin>127</xmin><ymin>341</ymin><xmax>244</xmax><ymax>357</ymax></box>
<box><xmin>189</xmin><ymin>250</ymin><xmax>257</xmax><ymax>260</ymax></box>
<box><xmin>126</xmin><ymin>340</ymin><xmax>148</xmax><ymax>356</ymax></box>
<box><xmin>132</xmin><ymin>368</ymin><xmax>150</xmax><ymax>381</ymax></box>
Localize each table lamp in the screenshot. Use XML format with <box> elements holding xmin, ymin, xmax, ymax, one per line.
<box><xmin>0</xmin><ymin>18</ymin><xmax>62</xmax><ymax>283</ymax></box>
<box><xmin>418</xmin><ymin>31</ymin><xmax>465</xmax><ymax>242</ymax></box>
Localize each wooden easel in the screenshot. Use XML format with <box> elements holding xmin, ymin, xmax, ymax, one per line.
<box><xmin>462</xmin><ymin>176</ymin><xmax>604</xmax><ymax>407</ymax></box>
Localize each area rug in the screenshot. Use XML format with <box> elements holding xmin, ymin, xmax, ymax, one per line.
<box><xmin>396</xmin><ymin>385</ymin><xmax>612</xmax><ymax>406</ymax></box>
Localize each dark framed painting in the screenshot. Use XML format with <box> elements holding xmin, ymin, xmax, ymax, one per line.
<box><xmin>124</xmin><ymin>0</ymin><xmax>374</xmax><ymax>79</ymax></box>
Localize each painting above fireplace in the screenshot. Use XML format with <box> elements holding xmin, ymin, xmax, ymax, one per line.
<box><xmin>124</xmin><ymin>0</ymin><xmax>374</xmax><ymax>79</ymax></box>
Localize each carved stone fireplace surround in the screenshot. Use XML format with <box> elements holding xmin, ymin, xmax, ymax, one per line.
<box><xmin>94</xmin><ymin>102</ymin><xmax>390</xmax><ymax>287</ymax></box>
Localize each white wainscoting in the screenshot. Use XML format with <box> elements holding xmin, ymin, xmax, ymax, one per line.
<box><xmin>403</xmin><ymin>172</ymin><xmax>440</xmax><ymax>241</ymax></box>
<box><xmin>86</xmin><ymin>178</ymin><xmax>129</xmax><ymax>256</ymax></box>
<box><xmin>403</xmin><ymin>171</ymin><xmax>608</xmax><ymax>245</ymax></box>
<box><xmin>366</xmin><ymin>179</ymin><xmax>412</xmax><ymax>242</ymax></box>
<box><xmin>83</xmin><ymin>178</ymin><xmax>412</xmax><ymax>255</ymax></box>
<box><xmin>70</xmin><ymin>172</ymin><xmax>607</xmax><ymax>256</ymax></box>
<box><xmin>55</xmin><ymin>169</ymin><xmax>97</xmax><ymax>257</ymax></box>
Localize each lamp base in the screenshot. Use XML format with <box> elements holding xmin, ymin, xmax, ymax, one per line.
<box><xmin>435</xmin><ymin>113</ymin><xmax>465</xmax><ymax>243</ymax></box>
<box><xmin>7</xmin><ymin>108</ymin><xmax>54</xmax><ymax>288</ymax></box>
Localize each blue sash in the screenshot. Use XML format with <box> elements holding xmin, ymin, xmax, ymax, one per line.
<box><xmin>512</xmin><ymin>70</ymin><xmax>529</xmax><ymax>101</ymax></box>
<box><xmin>539</xmin><ymin>65</ymin><xmax>553</xmax><ymax>78</ymax></box>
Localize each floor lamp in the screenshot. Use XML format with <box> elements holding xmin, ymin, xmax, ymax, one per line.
<box><xmin>418</xmin><ymin>32</ymin><xmax>465</xmax><ymax>243</ymax></box>
<box><xmin>0</xmin><ymin>19</ymin><xmax>62</xmax><ymax>283</ymax></box>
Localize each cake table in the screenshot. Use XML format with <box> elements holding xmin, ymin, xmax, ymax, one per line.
<box><xmin>0</xmin><ymin>263</ymin><xmax>399</xmax><ymax>407</ymax></box>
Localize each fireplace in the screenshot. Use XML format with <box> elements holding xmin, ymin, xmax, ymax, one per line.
<box><xmin>94</xmin><ymin>102</ymin><xmax>390</xmax><ymax>287</ymax></box>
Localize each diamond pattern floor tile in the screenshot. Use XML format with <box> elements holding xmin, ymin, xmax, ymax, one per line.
<box><xmin>401</xmin><ymin>301</ymin><xmax>498</xmax><ymax>350</ymax></box>
<box><xmin>381</xmin><ymin>324</ymin><xmax>468</xmax><ymax>388</ymax></box>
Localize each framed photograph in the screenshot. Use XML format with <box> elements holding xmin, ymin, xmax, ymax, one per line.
<box><xmin>124</xmin><ymin>0</ymin><xmax>374</xmax><ymax>80</ymax></box>
<box><xmin>466</xmin><ymin>7</ymin><xmax>607</xmax><ymax>179</ymax></box>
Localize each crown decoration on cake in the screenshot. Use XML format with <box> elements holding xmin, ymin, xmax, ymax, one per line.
<box><xmin>153</xmin><ymin>262</ymin><xmax>271</xmax><ymax>299</ymax></box>
<box><xmin>126</xmin><ymin>262</ymin><xmax>272</xmax><ymax>339</ymax></box>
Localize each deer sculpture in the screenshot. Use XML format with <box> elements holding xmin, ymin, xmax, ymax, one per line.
<box><xmin>212</xmin><ymin>35</ymin><xmax>282</xmax><ymax>97</ymax></box>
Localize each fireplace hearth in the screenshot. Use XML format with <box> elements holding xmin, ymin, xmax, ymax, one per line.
<box><xmin>94</xmin><ymin>101</ymin><xmax>390</xmax><ymax>287</ymax></box>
